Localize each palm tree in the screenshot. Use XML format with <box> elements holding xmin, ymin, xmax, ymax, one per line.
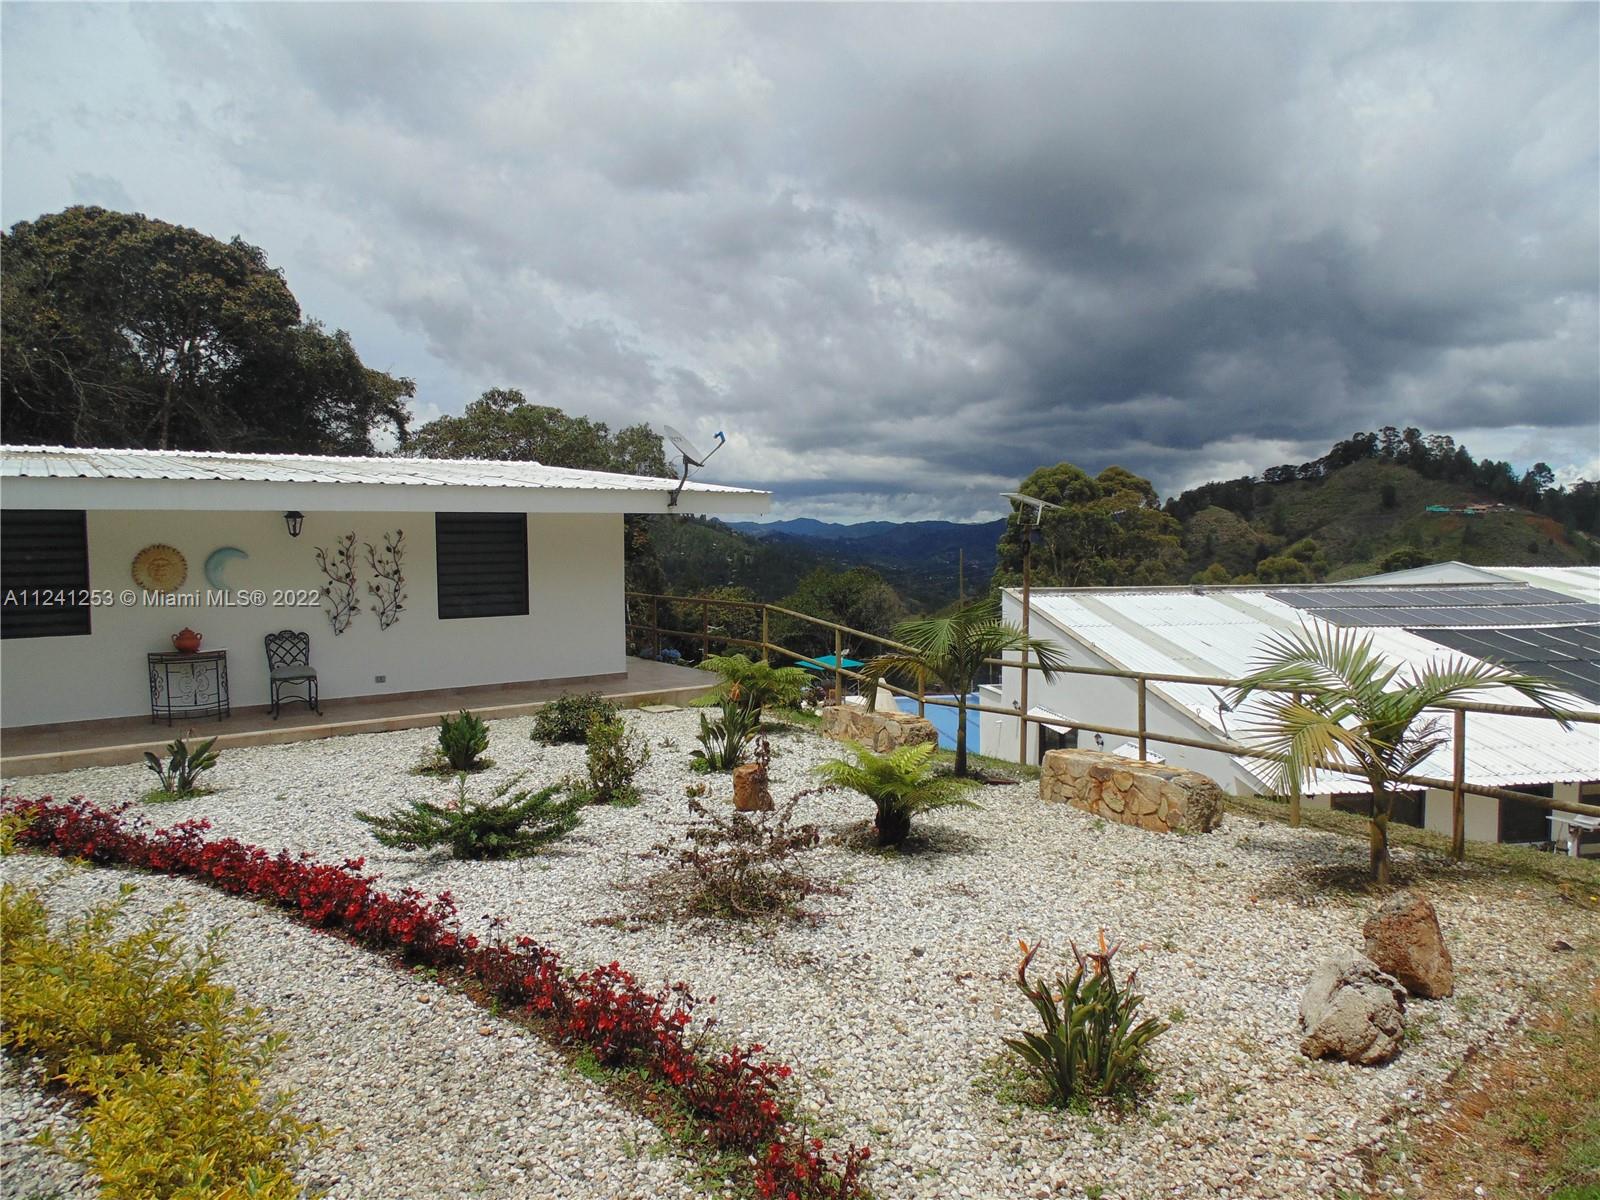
<box><xmin>1231</xmin><ymin>624</ymin><xmax>1569</xmax><ymax>884</ymax></box>
<box><xmin>863</xmin><ymin>597</ymin><xmax>1069</xmax><ymax>776</ymax></box>
<box><xmin>814</xmin><ymin>740</ymin><xmax>980</xmax><ymax>846</ymax></box>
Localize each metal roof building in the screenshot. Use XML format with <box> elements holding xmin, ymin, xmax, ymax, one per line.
<box><xmin>995</xmin><ymin>579</ymin><xmax>1600</xmax><ymax>847</ymax></box>
<box><xmin>1</xmin><ymin>444</ymin><xmax>768</xmax><ymax>732</ymax></box>
<box><xmin>0</xmin><ymin>445</ymin><xmax>767</xmax><ymax>515</ymax></box>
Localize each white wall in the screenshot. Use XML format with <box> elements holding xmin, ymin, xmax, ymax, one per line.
<box><xmin>995</xmin><ymin>593</ymin><xmax>1261</xmax><ymax>792</ymax></box>
<box><xmin>1</xmin><ymin>508</ymin><xmax>624</xmax><ymax>727</ymax></box>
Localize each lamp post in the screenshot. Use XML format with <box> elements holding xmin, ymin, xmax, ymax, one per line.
<box><xmin>1002</xmin><ymin>491</ymin><xmax>1062</xmax><ymax>766</ymax></box>
<box><xmin>1018</xmin><ymin>523</ymin><xmax>1039</xmax><ymax>763</ymax></box>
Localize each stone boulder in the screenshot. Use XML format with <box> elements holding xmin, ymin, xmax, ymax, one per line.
<box><xmin>1363</xmin><ymin>892</ymin><xmax>1455</xmax><ymax>999</ymax></box>
<box><xmin>1040</xmin><ymin>749</ymin><xmax>1224</xmax><ymax>834</ymax></box>
<box><xmin>819</xmin><ymin>704</ymin><xmax>939</xmax><ymax>754</ymax></box>
<box><xmin>732</xmin><ymin>763</ymin><xmax>772</xmax><ymax>812</ymax></box>
<box><xmin>1298</xmin><ymin>953</ymin><xmax>1407</xmax><ymax>1066</ymax></box>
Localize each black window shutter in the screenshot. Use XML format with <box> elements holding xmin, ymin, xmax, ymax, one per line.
<box><xmin>2</xmin><ymin>509</ymin><xmax>92</xmax><ymax>639</ymax></box>
<box><xmin>435</xmin><ymin>512</ymin><xmax>529</xmax><ymax>619</ymax></box>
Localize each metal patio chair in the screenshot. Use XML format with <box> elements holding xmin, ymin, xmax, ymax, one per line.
<box><xmin>264</xmin><ymin>630</ymin><xmax>320</xmax><ymax>719</ymax></box>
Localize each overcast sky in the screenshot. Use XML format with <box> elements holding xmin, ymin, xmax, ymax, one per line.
<box><xmin>4</xmin><ymin>3</ymin><xmax>1596</xmax><ymax>522</ymax></box>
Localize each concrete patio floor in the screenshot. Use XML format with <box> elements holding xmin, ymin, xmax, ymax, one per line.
<box><xmin>0</xmin><ymin>658</ymin><xmax>716</xmax><ymax>778</ymax></box>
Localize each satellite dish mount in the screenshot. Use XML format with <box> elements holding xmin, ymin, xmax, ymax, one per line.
<box><xmin>664</xmin><ymin>425</ymin><xmax>727</xmax><ymax>508</ymax></box>
<box><xmin>1001</xmin><ymin>491</ymin><xmax>1064</xmax><ymax>544</ymax></box>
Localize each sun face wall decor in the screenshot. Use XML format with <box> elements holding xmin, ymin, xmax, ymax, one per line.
<box><xmin>131</xmin><ymin>544</ymin><xmax>187</xmax><ymax>592</ymax></box>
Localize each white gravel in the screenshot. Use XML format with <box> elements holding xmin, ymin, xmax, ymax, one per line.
<box><xmin>5</xmin><ymin>709</ymin><xmax>1592</xmax><ymax>1199</ymax></box>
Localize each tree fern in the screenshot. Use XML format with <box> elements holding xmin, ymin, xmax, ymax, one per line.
<box><xmin>814</xmin><ymin>740</ymin><xmax>980</xmax><ymax>846</ymax></box>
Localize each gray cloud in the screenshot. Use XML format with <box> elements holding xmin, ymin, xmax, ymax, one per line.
<box><xmin>2</xmin><ymin>2</ymin><xmax>1595</xmax><ymax>520</ymax></box>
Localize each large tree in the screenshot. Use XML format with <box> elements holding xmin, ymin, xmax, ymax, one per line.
<box><xmin>407</xmin><ymin>388</ymin><xmax>669</xmax><ymax>476</ymax></box>
<box><xmin>994</xmin><ymin>462</ymin><xmax>1185</xmax><ymax>588</ymax></box>
<box><xmin>1</xmin><ymin>206</ymin><xmax>411</xmax><ymax>452</ymax></box>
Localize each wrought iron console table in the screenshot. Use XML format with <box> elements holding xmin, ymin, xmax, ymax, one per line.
<box><xmin>147</xmin><ymin>649</ymin><xmax>230</xmax><ymax>725</ymax></box>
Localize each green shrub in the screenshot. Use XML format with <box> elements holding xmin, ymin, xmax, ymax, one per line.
<box><xmin>1003</xmin><ymin>936</ymin><xmax>1168</xmax><ymax>1108</ymax></box>
<box><xmin>698</xmin><ymin>653</ymin><xmax>810</xmax><ymax>712</ymax></box>
<box><xmin>532</xmin><ymin>692</ymin><xmax>618</xmax><ymax>744</ymax></box>
<box><xmin>356</xmin><ymin>773</ymin><xmax>581</xmax><ymax>858</ymax></box>
<box><xmin>813</xmin><ymin>740</ymin><xmax>979</xmax><ymax>846</ymax></box>
<box><xmin>0</xmin><ymin>883</ymin><xmax>317</xmax><ymax>1198</ymax></box>
<box><xmin>582</xmin><ymin>715</ymin><xmax>651</xmax><ymax>805</ymax></box>
<box><xmin>437</xmin><ymin>709</ymin><xmax>490</xmax><ymax>771</ymax></box>
<box><xmin>690</xmin><ymin>697</ymin><xmax>761</xmax><ymax>773</ymax></box>
<box><xmin>141</xmin><ymin>737</ymin><xmax>219</xmax><ymax>799</ymax></box>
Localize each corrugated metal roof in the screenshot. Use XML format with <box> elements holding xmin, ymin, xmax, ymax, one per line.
<box><xmin>1024</xmin><ymin>586</ymin><xmax>1600</xmax><ymax>795</ymax></box>
<box><xmin>1342</xmin><ymin>561</ymin><xmax>1600</xmax><ymax>602</ymax></box>
<box><xmin>0</xmin><ymin>444</ymin><xmax>764</xmax><ymax>497</ymax></box>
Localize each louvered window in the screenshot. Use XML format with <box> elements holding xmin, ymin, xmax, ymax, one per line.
<box><xmin>2</xmin><ymin>509</ymin><xmax>91</xmax><ymax>638</ymax></box>
<box><xmin>435</xmin><ymin>512</ymin><xmax>529</xmax><ymax>619</ymax></box>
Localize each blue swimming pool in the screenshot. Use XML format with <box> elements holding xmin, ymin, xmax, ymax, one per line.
<box><xmin>894</xmin><ymin>693</ymin><xmax>981</xmax><ymax>753</ymax></box>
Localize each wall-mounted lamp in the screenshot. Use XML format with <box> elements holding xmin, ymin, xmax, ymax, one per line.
<box><xmin>283</xmin><ymin>511</ymin><xmax>305</xmax><ymax>538</ymax></box>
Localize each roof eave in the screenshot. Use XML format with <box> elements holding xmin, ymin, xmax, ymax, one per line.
<box><xmin>0</xmin><ymin>474</ymin><xmax>771</xmax><ymax>516</ymax></box>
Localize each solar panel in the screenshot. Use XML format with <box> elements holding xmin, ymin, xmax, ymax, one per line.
<box><xmin>1414</xmin><ymin>625</ymin><xmax>1600</xmax><ymax>703</ymax></box>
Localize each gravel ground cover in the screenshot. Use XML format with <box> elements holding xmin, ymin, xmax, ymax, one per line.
<box><xmin>5</xmin><ymin>708</ymin><xmax>1592</xmax><ymax>1199</ymax></box>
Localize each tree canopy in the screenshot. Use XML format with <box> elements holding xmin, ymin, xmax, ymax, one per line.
<box><xmin>1</xmin><ymin>206</ymin><xmax>412</xmax><ymax>453</ymax></box>
<box><xmin>994</xmin><ymin>462</ymin><xmax>1184</xmax><ymax>588</ymax></box>
<box><xmin>407</xmin><ymin>388</ymin><xmax>670</xmax><ymax>476</ymax></box>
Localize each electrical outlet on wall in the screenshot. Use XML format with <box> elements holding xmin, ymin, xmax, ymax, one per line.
<box><xmin>375</xmin><ymin>674</ymin><xmax>386</xmax><ymax>683</ymax></box>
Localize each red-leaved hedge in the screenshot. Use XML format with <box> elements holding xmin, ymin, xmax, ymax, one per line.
<box><xmin>2</xmin><ymin>795</ymin><xmax>869</xmax><ymax>1199</ymax></box>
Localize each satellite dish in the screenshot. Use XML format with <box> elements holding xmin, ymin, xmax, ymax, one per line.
<box><xmin>663</xmin><ymin>425</ymin><xmax>727</xmax><ymax>508</ymax></box>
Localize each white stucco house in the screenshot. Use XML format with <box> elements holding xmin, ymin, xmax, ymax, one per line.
<box><xmin>0</xmin><ymin>445</ymin><xmax>768</xmax><ymax>730</ymax></box>
<box><xmin>991</xmin><ymin>577</ymin><xmax>1600</xmax><ymax>849</ymax></box>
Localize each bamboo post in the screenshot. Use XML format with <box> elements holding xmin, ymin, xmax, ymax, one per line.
<box><xmin>1018</xmin><ymin>538</ymin><xmax>1032</xmax><ymax>764</ymax></box>
<box><xmin>1451</xmin><ymin>709</ymin><xmax>1467</xmax><ymax>861</ymax></box>
<box><xmin>1136</xmin><ymin>677</ymin><xmax>1147</xmax><ymax>761</ymax></box>
<box><xmin>761</xmin><ymin>607</ymin><xmax>770</xmax><ymax>664</ymax></box>
<box><xmin>917</xmin><ymin>676</ymin><xmax>925</xmax><ymax>719</ymax></box>
<box><xmin>701</xmin><ymin>599</ymin><xmax>709</xmax><ymax>660</ymax></box>
<box><xmin>833</xmin><ymin>628</ymin><xmax>843</xmax><ymax>702</ymax></box>
<box><xmin>653</xmin><ymin>596</ymin><xmax>662</xmax><ymax>660</ymax></box>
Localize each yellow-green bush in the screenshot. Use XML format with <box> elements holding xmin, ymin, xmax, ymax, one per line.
<box><xmin>0</xmin><ymin>882</ymin><xmax>320</xmax><ymax>1198</ymax></box>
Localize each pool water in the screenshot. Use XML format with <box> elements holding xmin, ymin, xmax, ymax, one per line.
<box><xmin>893</xmin><ymin>693</ymin><xmax>981</xmax><ymax>753</ymax></box>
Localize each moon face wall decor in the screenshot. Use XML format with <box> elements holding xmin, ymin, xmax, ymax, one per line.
<box><xmin>204</xmin><ymin>546</ymin><xmax>249</xmax><ymax>589</ymax></box>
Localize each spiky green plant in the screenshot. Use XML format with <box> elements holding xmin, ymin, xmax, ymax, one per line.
<box><xmin>863</xmin><ymin>598</ymin><xmax>1068</xmax><ymax>776</ymax></box>
<box><xmin>698</xmin><ymin>653</ymin><xmax>811</xmax><ymax>713</ymax></box>
<box><xmin>1230</xmin><ymin>623</ymin><xmax>1570</xmax><ymax>883</ymax></box>
<box><xmin>690</xmin><ymin>697</ymin><xmax>761</xmax><ymax>773</ymax></box>
<box><xmin>355</xmin><ymin>773</ymin><xmax>580</xmax><ymax>859</ymax></box>
<box><xmin>813</xmin><ymin>740</ymin><xmax>979</xmax><ymax>846</ymax></box>
<box><xmin>1004</xmin><ymin>935</ymin><xmax>1168</xmax><ymax>1107</ymax></box>
<box><xmin>437</xmin><ymin>709</ymin><xmax>490</xmax><ymax>771</ymax></box>
<box><xmin>142</xmin><ymin>737</ymin><xmax>220</xmax><ymax>798</ymax></box>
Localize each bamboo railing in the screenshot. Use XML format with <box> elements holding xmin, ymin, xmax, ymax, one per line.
<box><xmin>625</xmin><ymin>590</ymin><xmax>1600</xmax><ymax>848</ymax></box>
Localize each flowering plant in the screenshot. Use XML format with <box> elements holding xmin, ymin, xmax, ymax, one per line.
<box><xmin>2</xmin><ymin>794</ymin><xmax>870</xmax><ymax>1198</ymax></box>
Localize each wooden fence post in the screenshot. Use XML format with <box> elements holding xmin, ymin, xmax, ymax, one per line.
<box><xmin>761</xmin><ymin>607</ymin><xmax>770</xmax><ymax>665</ymax></box>
<box><xmin>1451</xmin><ymin>709</ymin><xmax>1467</xmax><ymax>861</ymax></box>
<box><xmin>701</xmin><ymin>599</ymin><xmax>709</xmax><ymax>661</ymax></box>
<box><xmin>833</xmin><ymin>628</ymin><xmax>843</xmax><ymax>702</ymax></box>
<box><xmin>1136</xmin><ymin>677</ymin><xmax>1148</xmax><ymax>761</ymax></box>
<box><xmin>653</xmin><ymin>596</ymin><xmax>661</xmax><ymax>660</ymax></box>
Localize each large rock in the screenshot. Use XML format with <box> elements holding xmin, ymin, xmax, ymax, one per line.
<box><xmin>1040</xmin><ymin>749</ymin><xmax>1224</xmax><ymax>834</ymax></box>
<box><xmin>1298</xmin><ymin>953</ymin><xmax>1407</xmax><ymax>1066</ymax></box>
<box><xmin>820</xmin><ymin>704</ymin><xmax>939</xmax><ymax>754</ymax></box>
<box><xmin>1363</xmin><ymin>892</ymin><xmax>1455</xmax><ymax>998</ymax></box>
<box><xmin>732</xmin><ymin>763</ymin><xmax>772</xmax><ymax>812</ymax></box>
